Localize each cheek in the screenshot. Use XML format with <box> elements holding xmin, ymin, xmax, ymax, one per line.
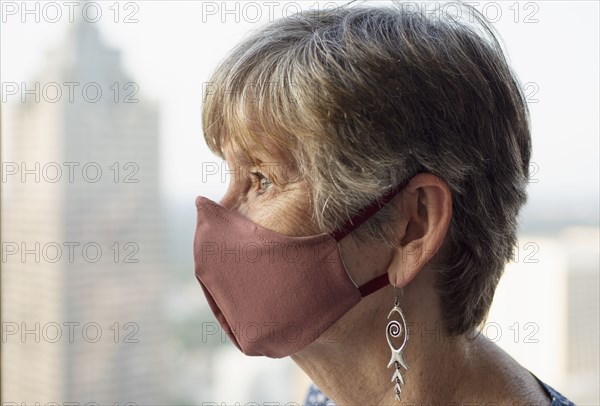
<box><xmin>252</xmin><ymin>190</ymin><xmax>318</xmax><ymax>237</ymax></box>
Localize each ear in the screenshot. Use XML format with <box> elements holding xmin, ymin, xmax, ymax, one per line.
<box><xmin>388</xmin><ymin>173</ymin><xmax>452</xmax><ymax>288</ymax></box>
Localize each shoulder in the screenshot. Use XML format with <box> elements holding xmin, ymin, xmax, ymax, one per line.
<box><xmin>528</xmin><ymin>372</ymin><xmax>577</xmax><ymax>406</ymax></box>
<box><xmin>303</xmin><ymin>380</ymin><xmax>577</xmax><ymax>406</ymax></box>
<box><xmin>468</xmin><ymin>334</ymin><xmax>574</xmax><ymax>405</ymax></box>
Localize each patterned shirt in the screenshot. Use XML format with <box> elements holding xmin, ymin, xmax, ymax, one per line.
<box><xmin>304</xmin><ymin>370</ymin><xmax>576</xmax><ymax>405</ymax></box>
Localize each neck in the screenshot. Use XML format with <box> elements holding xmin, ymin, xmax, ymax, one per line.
<box><xmin>291</xmin><ymin>269</ymin><xmax>484</xmax><ymax>406</ymax></box>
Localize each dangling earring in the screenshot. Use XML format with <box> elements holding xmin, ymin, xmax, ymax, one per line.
<box><xmin>386</xmin><ymin>288</ymin><xmax>409</xmax><ymax>401</ymax></box>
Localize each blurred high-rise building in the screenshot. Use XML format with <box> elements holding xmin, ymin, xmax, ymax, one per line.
<box><xmin>1</xmin><ymin>20</ymin><xmax>169</xmax><ymax>404</ymax></box>
<box><xmin>486</xmin><ymin>228</ymin><xmax>599</xmax><ymax>404</ymax></box>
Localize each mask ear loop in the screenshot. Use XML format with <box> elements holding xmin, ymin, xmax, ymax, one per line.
<box><xmin>330</xmin><ymin>175</ymin><xmax>414</xmax><ymax>298</ymax></box>
<box><xmin>329</xmin><ymin>176</ymin><xmax>413</xmax><ymax>242</ymax></box>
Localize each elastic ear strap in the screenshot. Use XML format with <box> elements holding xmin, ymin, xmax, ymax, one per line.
<box><xmin>330</xmin><ymin>177</ymin><xmax>411</xmax><ymax>242</ymax></box>
<box><xmin>358</xmin><ymin>273</ymin><xmax>390</xmax><ymax>297</ymax></box>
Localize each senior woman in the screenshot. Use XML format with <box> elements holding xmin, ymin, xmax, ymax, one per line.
<box><xmin>194</xmin><ymin>2</ymin><xmax>575</xmax><ymax>405</ymax></box>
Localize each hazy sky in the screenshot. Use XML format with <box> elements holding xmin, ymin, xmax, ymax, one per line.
<box><xmin>2</xmin><ymin>1</ymin><xmax>599</xmax><ymax>210</ymax></box>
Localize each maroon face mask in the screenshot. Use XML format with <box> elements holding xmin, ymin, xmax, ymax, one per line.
<box><xmin>193</xmin><ymin>178</ymin><xmax>410</xmax><ymax>358</ymax></box>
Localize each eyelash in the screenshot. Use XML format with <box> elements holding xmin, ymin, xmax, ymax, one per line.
<box><xmin>250</xmin><ymin>171</ymin><xmax>272</xmax><ymax>194</ymax></box>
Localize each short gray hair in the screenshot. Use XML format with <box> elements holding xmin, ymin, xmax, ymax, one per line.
<box><xmin>202</xmin><ymin>1</ymin><xmax>531</xmax><ymax>336</ymax></box>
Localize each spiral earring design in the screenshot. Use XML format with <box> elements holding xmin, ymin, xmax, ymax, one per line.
<box><xmin>386</xmin><ymin>295</ymin><xmax>409</xmax><ymax>401</ymax></box>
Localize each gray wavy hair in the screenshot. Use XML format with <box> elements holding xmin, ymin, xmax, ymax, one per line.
<box><xmin>202</xmin><ymin>1</ymin><xmax>531</xmax><ymax>336</ymax></box>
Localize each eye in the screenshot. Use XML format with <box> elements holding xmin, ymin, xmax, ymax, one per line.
<box><xmin>250</xmin><ymin>171</ymin><xmax>272</xmax><ymax>194</ymax></box>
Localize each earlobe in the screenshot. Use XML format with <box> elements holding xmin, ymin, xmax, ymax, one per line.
<box><xmin>388</xmin><ymin>242</ymin><xmax>422</xmax><ymax>288</ymax></box>
<box><xmin>387</xmin><ymin>173</ymin><xmax>452</xmax><ymax>289</ymax></box>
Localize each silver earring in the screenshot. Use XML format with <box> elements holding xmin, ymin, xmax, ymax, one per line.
<box><xmin>386</xmin><ymin>290</ymin><xmax>409</xmax><ymax>401</ymax></box>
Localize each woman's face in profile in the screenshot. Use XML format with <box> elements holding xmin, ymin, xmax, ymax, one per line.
<box><xmin>216</xmin><ymin>134</ymin><xmax>396</xmax><ymax>293</ymax></box>
<box><xmin>216</xmin><ymin>137</ymin><xmax>396</xmax><ymax>291</ymax></box>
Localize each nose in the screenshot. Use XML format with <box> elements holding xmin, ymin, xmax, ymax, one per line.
<box><xmin>218</xmin><ymin>194</ymin><xmax>235</xmax><ymax>209</ymax></box>
<box><xmin>218</xmin><ymin>182</ymin><xmax>243</xmax><ymax>211</ymax></box>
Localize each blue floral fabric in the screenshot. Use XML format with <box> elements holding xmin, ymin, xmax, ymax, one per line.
<box><xmin>304</xmin><ymin>370</ymin><xmax>576</xmax><ymax>405</ymax></box>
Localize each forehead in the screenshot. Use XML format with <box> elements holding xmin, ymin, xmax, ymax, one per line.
<box><xmin>221</xmin><ymin>131</ymin><xmax>293</xmax><ymax>167</ymax></box>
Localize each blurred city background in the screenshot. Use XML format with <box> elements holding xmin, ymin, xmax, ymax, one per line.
<box><xmin>1</xmin><ymin>1</ymin><xmax>598</xmax><ymax>405</ymax></box>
